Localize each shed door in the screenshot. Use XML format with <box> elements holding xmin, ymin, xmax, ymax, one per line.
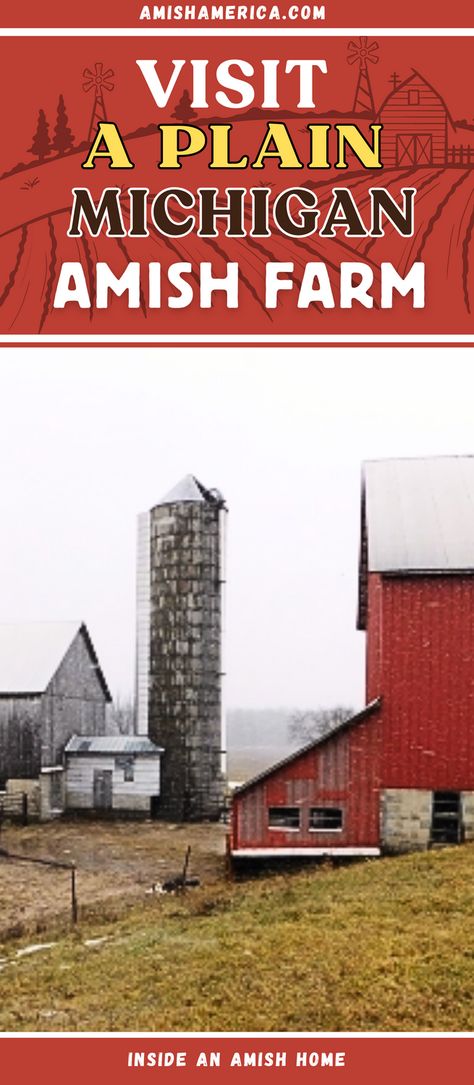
<box><xmin>396</xmin><ymin>134</ymin><xmax>433</xmax><ymax>165</ymax></box>
<box><xmin>93</xmin><ymin>769</ymin><xmax>113</xmax><ymax>811</ymax></box>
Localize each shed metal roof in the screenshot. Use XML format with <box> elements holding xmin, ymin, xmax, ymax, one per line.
<box><xmin>65</xmin><ymin>735</ymin><xmax>163</xmax><ymax>755</ymax></box>
<box><xmin>364</xmin><ymin>456</ymin><xmax>474</xmax><ymax>572</ymax></box>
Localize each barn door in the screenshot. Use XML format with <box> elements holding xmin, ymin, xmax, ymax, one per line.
<box><xmin>396</xmin><ymin>134</ymin><xmax>433</xmax><ymax>165</ymax></box>
<box><xmin>415</xmin><ymin>135</ymin><xmax>433</xmax><ymax>165</ymax></box>
<box><xmin>431</xmin><ymin>791</ymin><xmax>462</xmax><ymax>845</ymax></box>
<box><xmin>93</xmin><ymin>769</ymin><xmax>113</xmax><ymax>811</ymax></box>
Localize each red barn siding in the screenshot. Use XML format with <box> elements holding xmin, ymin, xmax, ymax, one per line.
<box><xmin>370</xmin><ymin>575</ymin><xmax>474</xmax><ymax>789</ymax></box>
<box><xmin>366</xmin><ymin>573</ymin><xmax>383</xmax><ymax>702</ymax></box>
<box><xmin>231</xmin><ymin>711</ymin><xmax>381</xmax><ymax>853</ymax></box>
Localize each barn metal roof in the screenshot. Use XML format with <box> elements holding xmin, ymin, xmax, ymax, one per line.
<box><xmin>157</xmin><ymin>475</ymin><xmax>225</xmax><ymax>508</ymax></box>
<box><xmin>65</xmin><ymin>735</ymin><xmax>163</xmax><ymax>755</ymax></box>
<box><xmin>233</xmin><ymin>700</ymin><xmax>381</xmax><ymax>795</ymax></box>
<box><xmin>0</xmin><ymin>621</ymin><xmax>110</xmax><ymax>699</ymax></box>
<box><xmin>363</xmin><ymin>456</ymin><xmax>474</xmax><ymax>573</ymax></box>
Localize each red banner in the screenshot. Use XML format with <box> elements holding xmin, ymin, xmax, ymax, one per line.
<box><xmin>1</xmin><ymin>1036</ymin><xmax>473</xmax><ymax>1084</ymax></box>
<box><xmin>2</xmin><ymin>0</ymin><xmax>474</xmax><ymax>29</ymax></box>
<box><xmin>2</xmin><ymin>22</ymin><xmax>474</xmax><ymax>342</ymax></box>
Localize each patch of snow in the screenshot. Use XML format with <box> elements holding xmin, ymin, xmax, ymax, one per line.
<box><xmin>16</xmin><ymin>942</ymin><xmax>57</xmax><ymax>958</ymax></box>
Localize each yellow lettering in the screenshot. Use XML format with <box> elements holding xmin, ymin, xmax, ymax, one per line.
<box><xmin>308</xmin><ymin>124</ymin><xmax>331</xmax><ymax>169</ymax></box>
<box><xmin>251</xmin><ymin>123</ymin><xmax>304</xmax><ymax>170</ymax></box>
<box><xmin>158</xmin><ymin>125</ymin><xmax>207</xmax><ymax>169</ymax></box>
<box><xmin>208</xmin><ymin>125</ymin><xmax>248</xmax><ymax>169</ymax></box>
<box><xmin>335</xmin><ymin>124</ymin><xmax>383</xmax><ymax>170</ymax></box>
<box><xmin>81</xmin><ymin>122</ymin><xmax>135</xmax><ymax>170</ymax></box>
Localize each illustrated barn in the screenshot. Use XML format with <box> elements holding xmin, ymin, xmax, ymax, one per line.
<box><xmin>378</xmin><ymin>71</ymin><xmax>450</xmax><ymax>166</ymax></box>
<box><xmin>231</xmin><ymin>456</ymin><xmax>474</xmax><ymax>859</ymax></box>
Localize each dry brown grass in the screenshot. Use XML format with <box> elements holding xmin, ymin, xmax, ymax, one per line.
<box><xmin>0</xmin><ymin>818</ymin><xmax>227</xmax><ymax>939</ymax></box>
<box><xmin>1</xmin><ymin>839</ymin><xmax>474</xmax><ymax>1032</ymax></box>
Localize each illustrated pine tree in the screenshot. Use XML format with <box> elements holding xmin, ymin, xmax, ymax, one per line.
<box><xmin>171</xmin><ymin>90</ymin><xmax>197</xmax><ymax>123</ymax></box>
<box><xmin>29</xmin><ymin>109</ymin><xmax>52</xmax><ymax>161</ymax></box>
<box><xmin>52</xmin><ymin>95</ymin><xmax>75</xmax><ymax>154</ymax></box>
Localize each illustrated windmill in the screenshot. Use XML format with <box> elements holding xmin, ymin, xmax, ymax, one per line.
<box><xmin>83</xmin><ymin>62</ymin><xmax>115</xmax><ymax>142</ymax></box>
<box><xmin>347</xmin><ymin>37</ymin><xmax>379</xmax><ymax>115</ymax></box>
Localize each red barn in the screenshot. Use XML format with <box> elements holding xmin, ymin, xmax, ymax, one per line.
<box><xmin>231</xmin><ymin>456</ymin><xmax>474</xmax><ymax>860</ymax></box>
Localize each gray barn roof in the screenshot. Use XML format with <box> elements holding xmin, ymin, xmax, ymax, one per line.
<box><xmin>364</xmin><ymin>456</ymin><xmax>474</xmax><ymax>572</ymax></box>
<box><xmin>358</xmin><ymin>456</ymin><xmax>474</xmax><ymax>628</ymax></box>
<box><xmin>0</xmin><ymin>621</ymin><xmax>111</xmax><ymax>699</ymax></box>
<box><xmin>65</xmin><ymin>735</ymin><xmax>163</xmax><ymax>755</ymax></box>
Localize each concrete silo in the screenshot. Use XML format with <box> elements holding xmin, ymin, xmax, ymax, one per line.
<box><xmin>136</xmin><ymin>475</ymin><xmax>226</xmax><ymax>821</ymax></box>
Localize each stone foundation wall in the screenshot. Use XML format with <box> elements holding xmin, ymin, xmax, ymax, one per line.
<box><xmin>461</xmin><ymin>791</ymin><xmax>474</xmax><ymax>841</ymax></box>
<box><xmin>380</xmin><ymin>788</ymin><xmax>432</xmax><ymax>852</ymax></box>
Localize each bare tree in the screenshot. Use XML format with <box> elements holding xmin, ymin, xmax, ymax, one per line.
<box><xmin>288</xmin><ymin>706</ymin><xmax>354</xmax><ymax>746</ymax></box>
<box><xmin>108</xmin><ymin>695</ymin><xmax>135</xmax><ymax>735</ymax></box>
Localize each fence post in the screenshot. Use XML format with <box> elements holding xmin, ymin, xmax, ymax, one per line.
<box><xmin>71</xmin><ymin>863</ymin><xmax>78</xmax><ymax>924</ymax></box>
<box><xmin>22</xmin><ymin>793</ymin><xmax>28</xmax><ymax>826</ymax></box>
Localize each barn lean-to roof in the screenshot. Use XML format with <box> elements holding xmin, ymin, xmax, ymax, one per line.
<box><xmin>233</xmin><ymin>699</ymin><xmax>381</xmax><ymax>796</ymax></box>
<box><xmin>358</xmin><ymin>456</ymin><xmax>474</xmax><ymax>629</ymax></box>
<box><xmin>377</xmin><ymin>69</ymin><xmax>455</xmax><ymax>130</ymax></box>
<box><xmin>0</xmin><ymin>620</ymin><xmax>111</xmax><ymax>701</ymax></box>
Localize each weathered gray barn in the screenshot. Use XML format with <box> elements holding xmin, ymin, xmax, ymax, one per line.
<box><xmin>136</xmin><ymin>475</ymin><xmax>226</xmax><ymax>821</ymax></box>
<box><xmin>0</xmin><ymin>621</ymin><xmax>111</xmax><ymax>819</ymax></box>
<box><xmin>64</xmin><ymin>735</ymin><xmax>163</xmax><ymax>815</ymax></box>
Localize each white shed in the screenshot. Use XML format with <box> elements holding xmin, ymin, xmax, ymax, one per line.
<box><xmin>64</xmin><ymin>735</ymin><xmax>163</xmax><ymax>816</ymax></box>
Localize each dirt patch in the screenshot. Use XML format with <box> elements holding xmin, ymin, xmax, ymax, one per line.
<box><xmin>0</xmin><ymin>819</ymin><xmax>227</xmax><ymax>942</ymax></box>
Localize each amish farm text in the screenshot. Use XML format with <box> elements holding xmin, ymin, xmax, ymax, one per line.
<box><xmin>44</xmin><ymin>51</ymin><xmax>429</xmax><ymax>313</ymax></box>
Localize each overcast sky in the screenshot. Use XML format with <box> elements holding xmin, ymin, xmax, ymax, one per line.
<box><xmin>0</xmin><ymin>347</ymin><xmax>472</xmax><ymax>710</ymax></box>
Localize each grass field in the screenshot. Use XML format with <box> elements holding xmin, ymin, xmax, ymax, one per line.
<box><xmin>1</xmin><ymin>837</ymin><xmax>474</xmax><ymax>1032</ymax></box>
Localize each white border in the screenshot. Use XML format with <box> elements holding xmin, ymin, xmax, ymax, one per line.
<box><xmin>2</xmin><ymin>1029</ymin><xmax>474</xmax><ymax>1036</ymax></box>
<box><xmin>1</xmin><ymin>335</ymin><xmax>474</xmax><ymax>343</ymax></box>
<box><xmin>1</xmin><ymin>27</ymin><xmax>473</xmax><ymax>34</ymax></box>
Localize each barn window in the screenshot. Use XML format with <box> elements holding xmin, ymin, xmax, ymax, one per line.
<box><xmin>309</xmin><ymin>807</ymin><xmax>343</xmax><ymax>831</ymax></box>
<box><xmin>268</xmin><ymin>806</ymin><xmax>300</xmax><ymax>830</ymax></box>
<box><xmin>408</xmin><ymin>90</ymin><xmax>420</xmax><ymax>105</ymax></box>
